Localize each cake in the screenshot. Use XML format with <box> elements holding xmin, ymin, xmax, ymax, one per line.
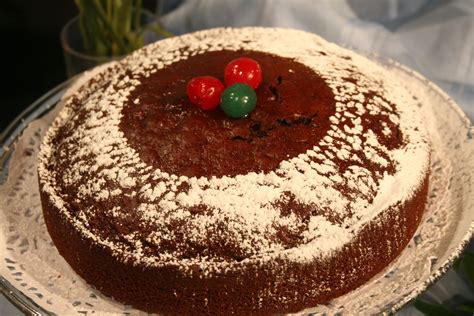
<box><xmin>37</xmin><ymin>27</ymin><xmax>430</xmax><ymax>314</ymax></box>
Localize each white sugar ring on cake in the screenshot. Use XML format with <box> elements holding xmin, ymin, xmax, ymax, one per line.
<box><xmin>38</xmin><ymin>27</ymin><xmax>430</xmax><ymax>314</ymax></box>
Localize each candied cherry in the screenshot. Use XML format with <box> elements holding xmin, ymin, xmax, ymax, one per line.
<box><xmin>187</xmin><ymin>76</ymin><xmax>225</xmax><ymax>110</ymax></box>
<box><xmin>224</xmin><ymin>58</ymin><xmax>262</xmax><ymax>89</ymax></box>
<box><xmin>220</xmin><ymin>83</ymin><xmax>257</xmax><ymax>118</ymax></box>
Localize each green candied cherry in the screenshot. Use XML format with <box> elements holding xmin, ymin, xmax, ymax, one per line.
<box><xmin>220</xmin><ymin>83</ymin><xmax>257</xmax><ymax>118</ymax></box>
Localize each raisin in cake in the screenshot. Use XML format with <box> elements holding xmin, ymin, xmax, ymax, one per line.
<box><xmin>38</xmin><ymin>27</ymin><xmax>430</xmax><ymax>314</ymax></box>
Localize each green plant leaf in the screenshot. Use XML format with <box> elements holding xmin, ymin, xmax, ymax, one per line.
<box><xmin>74</xmin><ymin>0</ymin><xmax>172</xmax><ymax>57</ymax></box>
<box><xmin>414</xmin><ymin>300</ymin><xmax>458</xmax><ymax>316</ymax></box>
<box><xmin>456</xmin><ymin>302</ymin><xmax>474</xmax><ymax>313</ymax></box>
<box><xmin>91</xmin><ymin>0</ymin><xmax>128</xmax><ymax>55</ymax></box>
<box><xmin>134</xmin><ymin>0</ymin><xmax>142</xmax><ymax>31</ymax></box>
<box><xmin>459</xmin><ymin>253</ymin><xmax>474</xmax><ymax>287</ymax></box>
<box><xmin>78</xmin><ymin>0</ymin><xmax>107</xmax><ymax>54</ymax></box>
<box><xmin>146</xmin><ymin>23</ymin><xmax>174</xmax><ymax>38</ymax></box>
<box><xmin>106</xmin><ymin>0</ymin><xmax>112</xmax><ymax>20</ymax></box>
<box><xmin>120</xmin><ymin>0</ymin><xmax>132</xmax><ymax>36</ymax></box>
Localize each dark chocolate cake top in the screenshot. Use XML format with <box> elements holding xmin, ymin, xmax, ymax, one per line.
<box><xmin>121</xmin><ymin>50</ymin><xmax>335</xmax><ymax>178</ymax></box>
<box><xmin>38</xmin><ymin>28</ymin><xmax>430</xmax><ymax>272</ymax></box>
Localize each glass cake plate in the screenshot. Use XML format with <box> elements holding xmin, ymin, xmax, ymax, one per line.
<box><xmin>0</xmin><ymin>57</ymin><xmax>473</xmax><ymax>315</ymax></box>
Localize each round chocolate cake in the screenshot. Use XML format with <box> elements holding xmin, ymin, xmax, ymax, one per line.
<box><xmin>38</xmin><ymin>28</ymin><xmax>430</xmax><ymax>314</ymax></box>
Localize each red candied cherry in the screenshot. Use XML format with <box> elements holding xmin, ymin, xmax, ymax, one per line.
<box><xmin>187</xmin><ymin>76</ymin><xmax>225</xmax><ymax>110</ymax></box>
<box><xmin>224</xmin><ymin>57</ymin><xmax>262</xmax><ymax>89</ymax></box>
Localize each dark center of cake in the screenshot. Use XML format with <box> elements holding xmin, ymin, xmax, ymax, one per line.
<box><xmin>120</xmin><ymin>50</ymin><xmax>336</xmax><ymax>177</ymax></box>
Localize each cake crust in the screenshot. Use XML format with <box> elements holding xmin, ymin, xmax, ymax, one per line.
<box><xmin>38</xmin><ymin>27</ymin><xmax>430</xmax><ymax>314</ymax></box>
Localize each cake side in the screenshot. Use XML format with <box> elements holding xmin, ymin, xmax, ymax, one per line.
<box><xmin>38</xmin><ymin>27</ymin><xmax>430</xmax><ymax>314</ymax></box>
<box><xmin>40</xmin><ymin>171</ymin><xmax>429</xmax><ymax>314</ymax></box>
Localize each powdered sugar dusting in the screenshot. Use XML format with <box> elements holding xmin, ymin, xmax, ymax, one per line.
<box><xmin>37</xmin><ymin>28</ymin><xmax>430</xmax><ymax>273</ymax></box>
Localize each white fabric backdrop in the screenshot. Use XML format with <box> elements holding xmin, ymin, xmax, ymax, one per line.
<box><xmin>162</xmin><ymin>0</ymin><xmax>474</xmax><ymax>121</ymax></box>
